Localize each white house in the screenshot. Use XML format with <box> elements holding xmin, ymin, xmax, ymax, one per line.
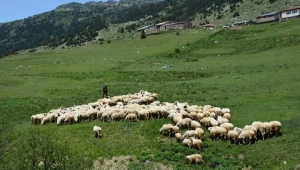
<box><xmin>280</xmin><ymin>6</ymin><xmax>300</xmax><ymax>19</ymax></box>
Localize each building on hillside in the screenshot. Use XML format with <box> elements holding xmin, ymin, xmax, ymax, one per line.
<box><xmin>163</xmin><ymin>21</ymin><xmax>192</xmax><ymax>30</ymax></box>
<box><xmin>155</xmin><ymin>21</ymin><xmax>170</xmax><ymax>31</ymax></box>
<box><xmin>201</xmin><ymin>24</ymin><xmax>216</xmax><ymax>29</ymax></box>
<box><xmin>136</xmin><ymin>24</ymin><xmax>156</xmax><ymax>33</ymax></box>
<box><xmin>256</xmin><ymin>12</ymin><xmax>280</xmax><ymax>24</ymax></box>
<box><xmin>280</xmin><ymin>6</ymin><xmax>300</xmax><ymax>20</ymax></box>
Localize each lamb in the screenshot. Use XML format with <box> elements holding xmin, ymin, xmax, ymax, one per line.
<box><xmin>227</xmin><ymin>130</ymin><xmax>239</xmax><ymax>145</ymax></box>
<box><xmin>93</xmin><ymin>125</ymin><xmax>102</xmax><ymax>138</ymax></box>
<box><xmin>190</xmin><ymin>120</ymin><xmax>201</xmax><ymax>130</ymax></box>
<box><xmin>186</xmin><ymin>154</ymin><xmax>203</xmax><ymax>164</ymax></box>
<box><xmin>176</xmin><ymin>118</ymin><xmax>192</xmax><ymax>129</ymax></box>
<box><xmin>269</xmin><ymin>121</ymin><xmax>281</xmax><ymax>137</ymax></box>
<box><xmin>125</xmin><ymin>113</ymin><xmax>138</xmax><ymax>122</ymax></box>
<box><xmin>238</xmin><ymin>130</ymin><xmax>257</xmax><ymax>145</ymax></box>
<box><xmin>190</xmin><ymin>137</ymin><xmax>203</xmax><ymax>151</ymax></box>
<box><xmin>182</xmin><ymin>138</ymin><xmax>192</xmax><ymax>148</ymax></box>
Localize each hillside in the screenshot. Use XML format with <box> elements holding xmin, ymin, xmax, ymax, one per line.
<box><xmin>1</xmin><ymin>0</ymin><xmax>300</xmax><ymax>58</ymax></box>
<box><xmin>1</xmin><ymin>18</ymin><xmax>300</xmax><ymax>169</ymax></box>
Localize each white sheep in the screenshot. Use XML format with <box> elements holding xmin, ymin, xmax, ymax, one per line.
<box><xmin>175</xmin><ymin>133</ymin><xmax>182</xmax><ymax>142</ymax></box>
<box><xmin>176</xmin><ymin>118</ymin><xmax>192</xmax><ymax>129</ymax></box>
<box><xmin>227</xmin><ymin>130</ymin><xmax>239</xmax><ymax>145</ymax></box>
<box><xmin>181</xmin><ymin>130</ymin><xmax>198</xmax><ymax>139</ymax></box>
<box><xmin>190</xmin><ymin>120</ymin><xmax>201</xmax><ymax>130</ymax></box>
<box><xmin>195</xmin><ymin>128</ymin><xmax>205</xmax><ymax>140</ymax></box>
<box><xmin>182</xmin><ymin>138</ymin><xmax>192</xmax><ymax>148</ymax></box>
<box><xmin>93</xmin><ymin>125</ymin><xmax>102</xmax><ymax>138</ymax></box>
<box><xmin>125</xmin><ymin>113</ymin><xmax>138</xmax><ymax>122</ymax></box>
<box><xmin>269</xmin><ymin>120</ymin><xmax>281</xmax><ymax>137</ymax></box>
<box><xmin>137</xmin><ymin>108</ymin><xmax>149</xmax><ymax>121</ymax></box>
<box><xmin>220</xmin><ymin>123</ymin><xmax>234</xmax><ymax>132</ymax></box>
<box><xmin>252</xmin><ymin>121</ymin><xmax>265</xmax><ymax>140</ymax></box>
<box><xmin>159</xmin><ymin>124</ymin><xmax>173</xmax><ymax>136</ymax></box>
<box><xmin>190</xmin><ymin>137</ymin><xmax>203</xmax><ymax>151</ymax></box>
<box><xmin>238</xmin><ymin>130</ymin><xmax>257</xmax><ymax>145</ymax></box>
<box><xmin>186</xmin><ymin>154</ymin><xmax>203</xmax><ymax>164</ymax></box>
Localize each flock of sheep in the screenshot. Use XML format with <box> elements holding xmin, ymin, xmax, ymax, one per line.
<box><xmin>30</xmin><ymin>90</ymin><xmax>282</xmax><ymax>165</ymax></box>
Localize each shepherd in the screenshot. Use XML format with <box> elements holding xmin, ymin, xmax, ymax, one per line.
<box><xmin>102</xmin><ymin>83</ymin><xmax>108</xmax><ymax>98</ymax></box>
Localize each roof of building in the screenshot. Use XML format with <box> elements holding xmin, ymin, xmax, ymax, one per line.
<box><xmin>136</xmin><ymin>25</ymin><xmax>154</xmax><ymax>31</ymax></box>
<box><xmin>281</xmin><ymin>6</ymin><xmax>300</xmax><ymax>12</ymax></box>
<box><xmin>163</xmin><ymin>21</ymin><xmax>192</xmax><ymax>26</ymax></box>
<box><xmin>232</xmin><ymin>20</ymin><xmax>252</xmax><ymax>25</ymax></box>
<box><xmin>257</xmin><ymin>12</ymin><xmax>279</xmax><ymax>18</ymax></box>
<box><xmin>156</xmin><ymin>21</ymin><xmax>170</xmax><ymax>26</ymax></box>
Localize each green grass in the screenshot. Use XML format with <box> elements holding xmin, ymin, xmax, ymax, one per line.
<box><xmin>1</xmin><ymin>19</ymin><xmax>300</xmax><ymax>169</ymax></box>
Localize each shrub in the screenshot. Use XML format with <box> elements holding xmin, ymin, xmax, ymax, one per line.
<box><xmin>175</xmin><ymin>47</ymin><xmax>181</xmax><ymax>53</ymax></box>
<box><xmin>141</xmin><ymin>30</ymin><xmax>146</xmax><ymax>39</ymax></box>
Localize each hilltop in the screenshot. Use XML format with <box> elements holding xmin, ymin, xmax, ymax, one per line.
<box><xmin>0</xmin><ymin>0</ymin><xmax>299</xmax><ymax>57</ymax></box>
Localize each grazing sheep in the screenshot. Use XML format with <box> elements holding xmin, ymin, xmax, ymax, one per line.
<box><xmin>125</xmin><ymin>113</ymin><xmax>138</xmax><ymax>122</ymax></box>
<box><xmin>175</xmin><ymin>133</ymin><xmax>182</xmax><ymax>142</ymax></box>
<box><xmin>182</xmin><ymin>138</ymin><xmax>192</xmax><ymax>148</ymax></box>
<box><xmin>186</xmin><ymin>154</ymin><xmax>203</xmax><ymax>164</ymax></box>
<box><xmin>227</xmin><ymin>130</ymin><xmax>239</xmax><ymax>145</ymax></box>
<box><xmin>262</xmin><ymin>122</ymin><xmax>272</xmax><ymax>139</ymax></box>
<box><xmin>220</xmin><ymin>123</ymin><xmax>234</xmax><ymax>132</ymax></box>
<box><xmin>159</xmin><ymin>124</ymin><xmax>173</xmax><ymax>136</ymax></box>
<box><xmin>209</xmin><ymin>117</ymin><xmax>219</xmax><ymax>127</ymax></box>
<box><xmin>169</xmin><ymin>125</ymin><xmax>180</xmax><ymax>137</ymax></box>
<box><xmin>200</xmin><ymin>117</ymin><xmax>211</xmax><ymax>129</ymax></box>
<box><xmin>270</xmin><ymin>121</ymin><xmax>281</xmax><ymax>137</ymax></box>
<box><xmin>182</xmin><ymin>130</ymin><xmax>199</xmax><ymax>139</ymax></box>
<box><xmin>190</xmin><ymin>137</ymin><xmax>203</xmax><ymax>151</ymax></box>
<box><xmin>223</xmin><ymin>112</ymin><xmax>231</xmax><ymax>121</ymax></box>
<box><xmin>176</xmin><ymin>118</ymin><xmax>192</xmax><ymax>129</ymax></box>
<box><xmin>195</xmin><ymin>128</ymin><xmax>205</xmax><ymax>140</ymax></box>
<box><xmin>238</xmin><ymin>130</ymin><xmax>257</xmax><ymax>145</ymax></box>
<box><xmin>137</xmin><ymin>109</ymin><xmax>149</xmax><ymax>121</ymax></box>
<box><xmin>93</xmin><ymin>125</ymin><xmax>102</xmax><ymax>138</ymax></box>
<box><xmin>233</xmin><ymin>127</ymin><xmax>243</xmax><ymax>134</ymax></box>
<box><xmin>190</xmin><ymin>120</ymin><xmax>201</xmax><ymax>129</ymax></box>
<box><xmin>31</xmin><ymin>113</ymin><xmax>46</xmax><ymax>125</ymax></box>
<box><xmin>217</xmin><ymin>116</ymin><xmax>229</xmax><ymax>125</ymax></box>
<box><xmin>252</xmin><ymin>121</ymin><xmax>265</xmax><ymax>140</ymax></box>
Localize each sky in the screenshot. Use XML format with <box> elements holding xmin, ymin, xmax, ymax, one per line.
<box><xmin>0</xmin><ymin>0</ymin><xmax>108</xmax><ymax>23</ymax></box>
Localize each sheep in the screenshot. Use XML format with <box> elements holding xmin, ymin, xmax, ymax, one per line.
<box><xmin>220</xmin><ymin>123</ymin><xmax>234</xmax><ymax>132</ymax></box>
<box><xmin>270</xmin><ymin>121</ymin><xmax>281</xmax><ymax>137</ymax></box>
<box><xmin>40</xmin><ymin>114</ymin><xmax>55</xmax><ymax>125</ymax></box>
<box><xmin>182</xmin><ymin>138</ymin><xmax>192</xmax><ymax>148</ymax></box>
<box><xmin>252</xmin><ymin>121</ymin><xmax>265</xmax><ymax>140</ymax></box>
<box><xmin>169</xmin><ymin>125</ymin><xmax>180</xmax><ymax>136</ymax></box>
<box><xmin>243</xmin><ymin>125</ymin><xmax>258</xmax><ymax>135</ymax></box>
<box><xmin>227</xmin><ymin>130</ymin><xmax>239</xmax><ymax>145</ymax></box>
<box><xmin>195</xmin><ymin>128</ymin><xmax>205</xmax><ymax>140</ymax></box>
<box><xmin>186</xmin><ymin>154</ymin><xmax>203</xmax><ymax>164</ymax></box>
<box><xmin>233</xmin><ymin>127</ymin><xmax>243</xmax><ymax>134</ymax></box>
<box><xmin>64</xmin><ymin>113</ymin><xmax>76</xmax><ymax>125</ymax></box>
<box><xmin>125</xmin><ymin>113</ymin><xmax>138</xmax><ymax>122</ymax></box>
<box><xmin>262</xmin><ymin>122</ymin><xmax>272</xmax><ymax>139</ymax></box>
<box><xmin>190</xmin><ymin>137</ymin><xmax>203</xmax><ymax>151</ymax></box>
<box><xmin>200</xmin><ymin>117</ymin><xmax>211</xmax><ymax>129</ymax></box>
<box><xmin>31</xmin><ymin>113</ymin><xmax>46</xmax><ymax>125</ymax></box>
<box><xmin>190</xmin><ymin>120</ymin><xmax>201</xmax><ymax>130</ymax></box>
<box><xmin>217</xmin><ymin>116</ymin><xmax>229</xmax><ymax>125</ymax></box>
<box><xmin>238</xmin><ymin>130</ymin><xmax>257</xmax><ymax>145</ymax></box>
<box><xmin>188</xmin><ymin>112</ymin><xmax>197</xmax><ymax>120</ymax></box>
<box><xmin>57</xmin><ymin>114</ymin><xmax>67</xmax><ymax>125</ymax></box>
<box><xmin>223</xmin><ymin>112</ymin><xmax>231</xmax><ymax>121</ymax></box>
<box><xmin>111</xmin><ymin>111</ymin><xmax>125</xmax><ymax>121</ymax></box>
<box><xmin>175</xmin><ymin>133</ymin><xmax>182</xmax><ymax>142</ymax></box>
<box><xmin>93</xmin><ymin>125</ymin><xmax>102</xmax><ymax>138</ymax></box>
<box><xmin>208</xmin><ymin>126</ymin><xmax>227</xmax><ymax>140</ymax></box>
<box><xmin>209</xmin><ymin>117</ymin><xmax>218</xmax><ymax>127</ymax></box>
<box><xmin>176</xmin><ymin>118</ymin><xmax>192</xmax><ymax>129</ymax></box>
<box><xmin>159</xmin><ymin>124</ymin><xmax>173</xmax><ymax>136</ymax></box>
<box><xmin>182</xmin><ymin>130</ymin><xmax>199</xmax><ymax>139</ymax></box>
<box><xmin>137</xmin><ymin>108</ymin><xmax>149</xmax><ymax>121</ymax></box>
<box><xmin>196</xmin><ymin>112</ymin><xmax>204</xmax><ymax>122</ymax></box>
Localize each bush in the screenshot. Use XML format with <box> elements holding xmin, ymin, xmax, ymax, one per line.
<box><xmin>175</xmin><ymin>47</ymin><xmax>181</xmax><ymax>53</ymax></box>
<box><xmin>141</xmin><ymin>30</ymin><xmax>146</xmax><ymax>39</ymax></box>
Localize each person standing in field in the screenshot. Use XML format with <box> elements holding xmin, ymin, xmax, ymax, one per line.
<box><xmin>102</xmin><ymin>83</ymin><xmax>108</xmax><ymax>98</ymax></box>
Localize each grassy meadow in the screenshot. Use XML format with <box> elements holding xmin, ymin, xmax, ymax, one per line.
<box><xmin>1</xmin><ymin>19</ymin><xmax>300</xmax><ymax>170</ymax></box>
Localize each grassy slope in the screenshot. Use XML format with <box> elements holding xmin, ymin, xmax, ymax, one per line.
<box><xmin>1</xmin><ymin>19</ymin><xmax>300</xmax><ymax>169</ymax></box>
